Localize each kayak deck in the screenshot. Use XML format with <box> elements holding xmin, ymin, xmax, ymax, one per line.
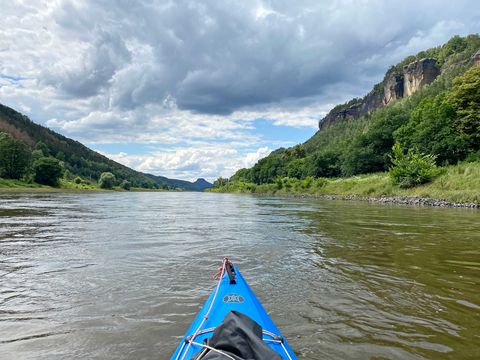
<box><xmin>171</xmin><ymin>261</ymin><xmax>297</xmax><ymax>360</ymax></box>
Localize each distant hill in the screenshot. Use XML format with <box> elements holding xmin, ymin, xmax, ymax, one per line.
<box><xmin>0</xmin><ymin>103</ymin><xmax>212</xmax><ymax>191</ymax></box>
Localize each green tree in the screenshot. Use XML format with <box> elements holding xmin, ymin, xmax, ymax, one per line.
<box><xmin>0</xmin><ymin>132</ymin><xmax>31</xmax><ymax>179</ymax></box>
<box><xmin>394</xmin><ymin>92</ymin><xmax>468</xmax><ymax>164</ymax></box>
<box><xmin>448</xmin><ymin>66</ymin><xmax>480</xmax><ymax>150</ymax></box>
<box><xmin>341</xmin><ymin>106</ymin><xmax>409</xmax><ymax>176</ymax></box>
<box><xmin>120</xmin><ymin>180</ymin><xmax>131</xmax><ymax>190</ymax></box>
<box><xmin>64</xmin><ymin>169</ymin><xmax>73</xmax><ymax>180</ymax></box>
<box><xmin>286</xmin><ymin>158</ymin><xmax>306</xmax><ymax>179</ymax></box>
<box><xmin>389</xmin><ymin>143</ymin><xmax>438</xmax><ymax>188</ymax></box>
<box><xmin>55</xmin><ymin>151</ymin><xmax>65</xmax><ymax>161</ymax></box>
<box><xmin>31</xmin><ymin>149</ymin><xmax>44</xmax><ymax>160</ymax></box>
<box><xmin>230</xmin><ymin>168</ymin><xmax>252</xmax><ymax>182</ymax></box>
<box><xmin>99</xmin><ymin>172</ymin><xmax>116</xmax><ymax>189</ymax></box>
<box><xmin>307</xmin><ymin>150</ymin><xmax>341</xmax><ymax>177</ymax></box>
<box><xmin>213</xmin><ymin>177</ymin><xmax>229</xmax><ymax>188</ymax></box>
<box><xmin>35</xmin><ymin>141</ymin><xmax>50</xmax><ymax>156</ymax></box>
<box><xmin>33</xmin><ymin>157</ymin><xmax>63</xmax><ymax>186</ymax></box>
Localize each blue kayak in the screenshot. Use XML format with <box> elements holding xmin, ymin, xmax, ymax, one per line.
<box><xmin>171</xmin><ymin>260</ymin><xmax>297</xmax><ymax>360</ymax></box>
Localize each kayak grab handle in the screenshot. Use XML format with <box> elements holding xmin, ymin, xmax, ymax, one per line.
<box><xmin>225</xmin><ymin>260</ymin><xmax>236</xmax><ymax>284</ymax></box>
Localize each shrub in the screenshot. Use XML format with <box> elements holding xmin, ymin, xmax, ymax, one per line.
<box><xmin>389</xmin><ymin>143</ymin><xmax>439</xmax><ymax>188</ymax></box>
<box><xmin>0</xmin><ymin>132</ymin><xmax>31</xmax><ymax>179</ymax></box>
<box><xmin>33</xmin><ymin>157</ymin><xmax>63</xmax><ymax>186</ymax></box>
<box><xmin>99</xmin><ymin>172</ymin><xmax>116</xmax><ymax>189</ymax></box>
<box><xmin>120</xmin><ymin>180</ymin><xmax>131</xmax><ymax>190</ymax></box>
<box><xmin>213</xmin><ymin>177</ymin><xmax>229</xmax><ymax>188</ymax></box>
<box><xmin>74</xmin><ymin>176</ymin><xmax>83</xmax><ymax>184</ymax></box>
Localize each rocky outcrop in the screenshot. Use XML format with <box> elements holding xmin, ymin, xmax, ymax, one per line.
<box><xmin>319</xmin><ymin>58</ymin><xmax>440</xmax><ymax>129</ymax></box>
<box><xmin>383</xmin><ymin>72</ymin><xmax>404</xmax><ymax>105</ymax></box>
<box><xmin>472</xmin><ymin>50</ymin><xmax>480</xmax><ymax>66</ymax></box>
<box><xmin>319</xmin><ymin>88</ymin><xmax>384</xmax><ymax>129</ymax></box>
<box><xmin>403</xmin><ymin>58</ymin><xmax>440</xmax><ymax>97</ymax></box>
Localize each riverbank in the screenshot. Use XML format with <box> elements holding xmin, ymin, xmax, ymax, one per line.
<box><xmin>0</xmin><ymin>178</ymin><xmax>98</xmax><ymax>192</ymax></box>
<box><xmin>0</xmin><ymin>178</ymin><xmax>171</xmax><ymax>193</ymax></box>
<box><xmin>210</xmin><ymin>161</ymin><xmax>480</xmax><ymax>208</ymax></box>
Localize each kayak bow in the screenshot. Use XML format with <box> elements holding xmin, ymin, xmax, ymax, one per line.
<box><xmin>171</xmin><ymin>259</ymin><xmax>297</xmax><ymax>360</ymax></box>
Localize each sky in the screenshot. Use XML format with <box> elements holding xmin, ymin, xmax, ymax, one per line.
<box><xmin>1</xmin><ymin>1</ymin><xmax>479</xmax><ymax>182</ymax></box>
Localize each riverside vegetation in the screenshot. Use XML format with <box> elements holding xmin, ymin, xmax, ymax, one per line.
<box><xmin>0</xmin><ymin>132</ymin><xmax>142</xmax><ymax>191</ymax></box>
<box><xmin>0</xmin><ymin>104</ymin><xmax>212</xmax><ymax>192</ymax></box>
<box><xmin>211</xmin><ymin>35</ymin><xmax>480</xmax><ymax>205</ymax></box>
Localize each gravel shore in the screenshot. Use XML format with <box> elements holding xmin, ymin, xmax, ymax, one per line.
<box><xmin>261</xmin><ymin>193</ymin><xmax>479</xmax><ymax>209</ymax></box>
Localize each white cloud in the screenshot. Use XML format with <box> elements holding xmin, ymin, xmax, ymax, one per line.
<box><xmin>244</xmin><ymin>146</ymin><xmax>271</xmax><ymax>168</ymax></box>
<box><xmin>100</xmin><ymin>144</ymin><xmax>271</xmax><ymax>182</ymax></box>
<box><xmin>1</xmin><ymin>0</ymin><xmax>479</xmax><ymax>180</ymax></box>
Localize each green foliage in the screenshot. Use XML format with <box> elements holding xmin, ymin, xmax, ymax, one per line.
<box><xmin>230</xmin><ymin>168</ymin><xmax>252</xmax><ymax>182</ymax></box>
<box><xmin>448</xmin><ymin>66</ymin><xmax>480</xmax><ymax>149</ymax></box>
<box><xmin>0</xmin><ymin>132</ymin><xmax>31</xmax><ymax>179</ymax></box>
<box><xmin>389</xmin><ymin>143</ymin><xmax>439</xmax><ymax>188</ymax></box>
<box><xmin>465</xmin><ymin>150</ymin><xmax>480</xmax><ymax>163</ymax></box>
<box><xmin>213</xmin><ymin>177</ymin><xmax>229</xmax><ymax>188</ymax></box>
<box><xmin>0</xmin><ymin>104</ymin><xmax>204</xmax><ymax>190</ymax></box>
<box><xmin>394</xmin><ymin>92</ymin><xmax>468</xmax><ymax>164</ymax></box>
<box><xmin>74</xmin><ymin>176</ymin><xmax>83</xmax><ymax>184</ymax></box>
<box><xmin>306</xmin><ymin>150</ymin><xmax>341</xmax><ymax>177</ymax></box>
<box><xmin>55</xmin><ymin>151</ymin><xmax>65</xmax><ymax>161</ymax></box>
<box><xmin>340</xmin><ymin>105</ymin><xmax>409</xmax><ymax>175</ymax></box>
<box><xmin>99</xmin><ymin>172</ymin><xmax>116</xmax><ymax>189</ymax></box>
<box><xmin>120</xmin><ymin>180</ymin><xmax>131</xmax><ymax>190</ymax></box>
<box><xmin>31</xmin><ymin>149</ymin><xmax>44</xmax><ymax>160</ymax></box>
<box><xmin>250</xmin><ymin>155</ymin><xmax>286</xmax><ymax>184</ymax></box>
<box><xmin>286</xmin><ymin>158</ymin><xmax>306</xmax><ymax>179</ymax></box>
<box><xmin>33</xmin><ymin>157</ymin><xmax>63</xmax><ymax>186</ymax></box>
<box><xmin>35</xmin><ymin>141</ymin><xmax>50</xmax><ymax>156</ymax></box>
<box><xmin>211</xmin><ymin>161</ymin><xmax>480</xmax><ymax>204</ymax></box>
<box><xmin>63</xmin><ymin>169</ymin><xmax>73</xmax><ymax>180</ymax></box>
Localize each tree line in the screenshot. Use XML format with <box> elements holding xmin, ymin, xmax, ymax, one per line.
<box><xmin>0</xmin><ymin>134</ymin><xmax>137</xmax><ymax>190</ymax></box>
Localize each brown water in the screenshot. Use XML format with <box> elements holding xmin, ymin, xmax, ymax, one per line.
<box><xmin>0</xmin><ymin>192</ymin><xmax>479</xmax><ymax>359</ymax></box>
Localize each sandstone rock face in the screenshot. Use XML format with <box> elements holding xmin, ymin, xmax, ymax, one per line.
<box><xmin>383</xmin><ymin>72</ymin><xmax>404</xmax><ymax>105</ymax></box>
<box><xmin>403</xmin><ymin>58</ymin><xmax>440</xmax><ymax>97</ymax></box>
<box><xmin>472</xmin><ymin>50</ymin><xmax>480</xmax><ymax>66</ymax></box>
<box><xmin>319</xmin><ymin>89</ymin><xmax>383</xmax><ymax>130</ymax></box>
<box><xmin>319</xmin><ymin>58</ymin><xmax>440</xmax><ymax>130</ymax></box>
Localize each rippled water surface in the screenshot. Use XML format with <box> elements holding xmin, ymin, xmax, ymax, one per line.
<box><xmin>1</xmin><ymin>192</ymin><xmax>479</xmax><ymax>359</ymax></box>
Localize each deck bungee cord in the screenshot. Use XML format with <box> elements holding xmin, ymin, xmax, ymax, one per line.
<box><xmin>177</xmin><ymin>258</ymin><xmax>229</xmax><ymax>360</ymax></box>
<box><xmin>171</xmin><ymin>258</ymin><xmax>297</xmax><ymax>360</ymax></box>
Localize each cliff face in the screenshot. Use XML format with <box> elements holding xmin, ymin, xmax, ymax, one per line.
<box><xmin>319</xmin><ymin>58</ymin><xmax>440</xmax><ymax>129</ymax></box>
<box><xmin>473</xmin><ymin>50</ymin><xmax>480</xmax><ymax>66</ymax></box>
<box><xmin>403</xmin><ymin>58</ymin><xmax>440</xmax><ymax>97</ymax></box>
<box><xmin>318</xmin><ymin>90</ymin><xmax>383</xmax><ymax>129</ymax></box>
<box><xmin>383</xmin><ymin>72</ymin><xmax>404</xmax><ymax>105</ymax></box>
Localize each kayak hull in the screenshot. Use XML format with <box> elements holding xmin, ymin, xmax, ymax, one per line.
<box><xmin>171</xmin><ymin>265</ymin><xmax>297</xmax><ymax>360</ymax></box>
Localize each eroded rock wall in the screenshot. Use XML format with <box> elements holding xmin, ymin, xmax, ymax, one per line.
<box><xmin>403</xmin><ymin>58</ymin><xmax>440</xmax><ymax>97</ymax></box>
<box><xmin>319</xmin><ymin>58</ymin><xmax>440</xmax><ymax>129</ymax></box>
<box><xmin>383</xmin><ymin>72</ymin><xmax>404</xmax><ymax>105</ymax></box>
<box><xmin>472</xmin><ymin>50</ymin><xmax>480</xmax><ymax>66</ymax></box>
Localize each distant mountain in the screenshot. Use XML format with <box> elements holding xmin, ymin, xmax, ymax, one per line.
<box><xmin>143</xmin><ymin>174</ymin><xmax>212</xmax><ymax>191</ymax></box>
<box><xmin>191</xmin><ymin>178</ymin><xmax>213</xmax><ymax>191</ymax></box>
<box><xmin>0</xmin><ymin>103</ymin><xmax>212</xmax><ymax>191</ymax></box>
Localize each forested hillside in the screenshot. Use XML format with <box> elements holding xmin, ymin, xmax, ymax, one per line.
<box><xmin>221</xmin><ymin>35</ymin><xmax>480</xmax><ymax>186</ymax></box>
<box><xmin>0</xmin><ymin>104</ymin><xmax>211</xmax><ymax>190</ymax></box>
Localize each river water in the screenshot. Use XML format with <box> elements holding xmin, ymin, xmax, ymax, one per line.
<box><xmin>0</xmin><ymin>192</ymin><xmax>479</xmax><ymax>359</ymax></box>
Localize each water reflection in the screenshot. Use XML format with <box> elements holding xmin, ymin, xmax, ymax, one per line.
<box><xmin>0</xmin><ymin>193</ymin><xmax>479</xmax><ymax>359</ymax></box>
